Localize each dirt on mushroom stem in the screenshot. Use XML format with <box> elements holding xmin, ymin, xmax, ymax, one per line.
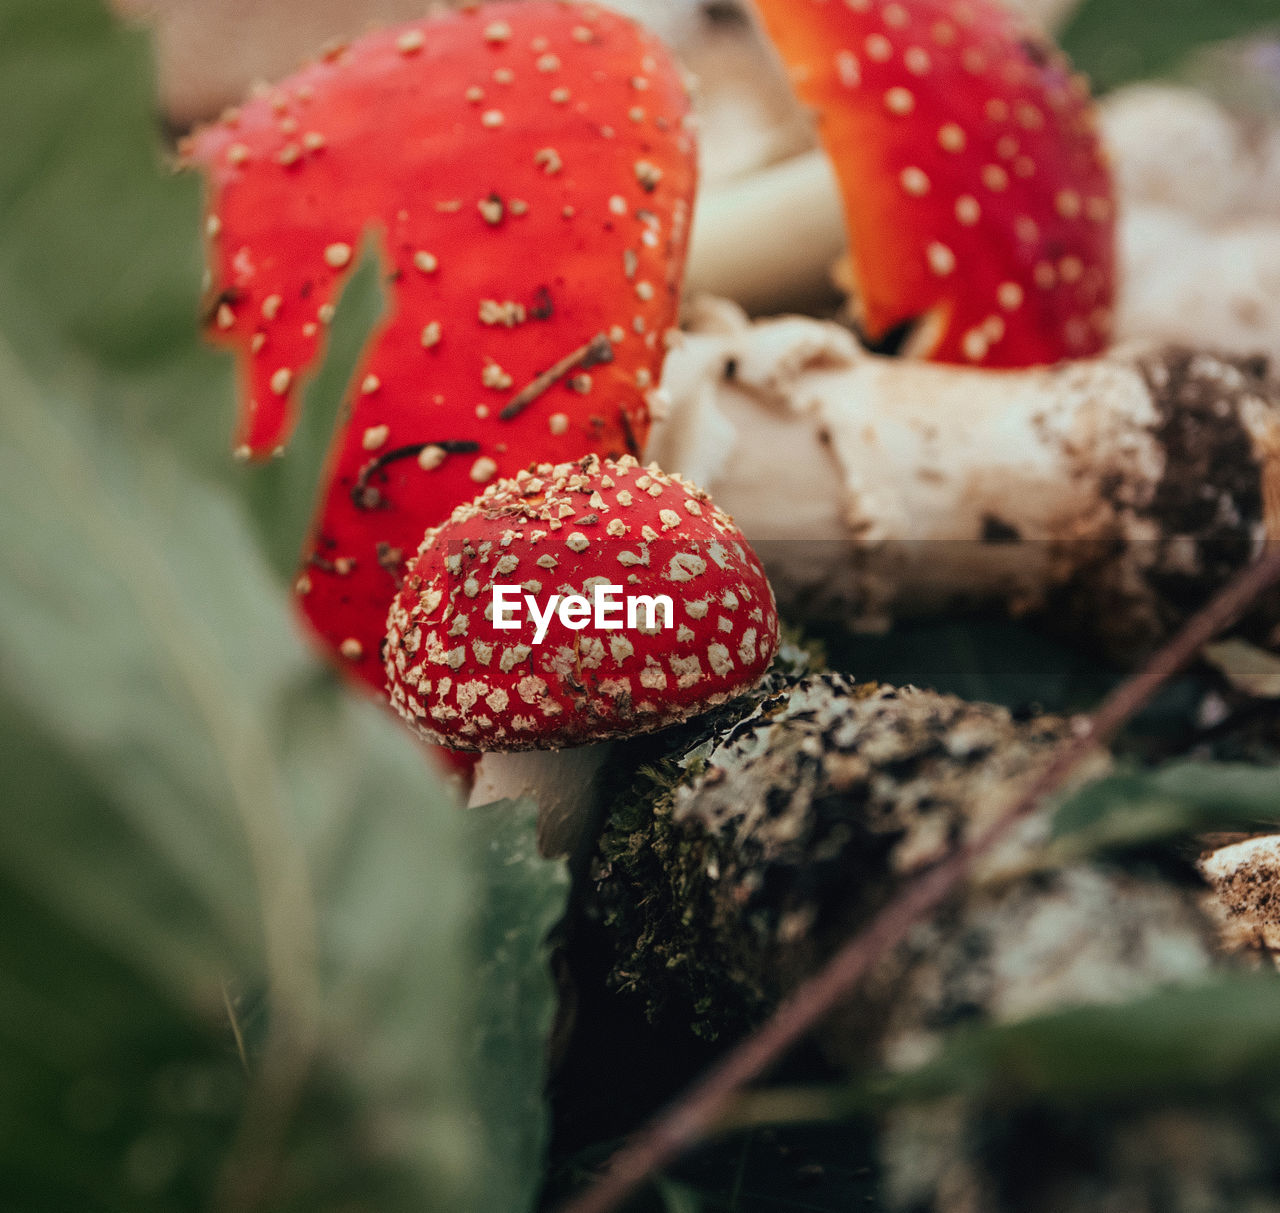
<box><xmin>583</xmin><ymin>670</ymin><xmax>1273</xmax><ymax>1212</ymax></box>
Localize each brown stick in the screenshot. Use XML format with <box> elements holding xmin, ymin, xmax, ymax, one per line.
<box><xmin>499</xmin><ymin>333</ymin><xmax>614</xmax><ymax>421</ymax></box>
<box><xmin>555</xmin><ymin>542</ymin><xmax>1280</xmax><ymax>1213</ymax></box>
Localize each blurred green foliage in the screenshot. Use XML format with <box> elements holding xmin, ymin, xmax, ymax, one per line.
<box><xmin>0</xmin><ymin>1</ymin><xmax>567</xmax><ymax>1209</ymax></box>
<box><xmin>1061</xmin><ymin>0</ymin><xmax>1280</xmax><ymax>93</ymax></box>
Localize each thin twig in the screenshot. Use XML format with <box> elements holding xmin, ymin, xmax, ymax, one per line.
<box><xmin>350</xmin><ymin>439</ymin><xmax>481</xmax><ymax>509</ymax></box>
<box><xmin>500</xmin><ymin>333</ymin><xmax>614</xmax><ymax>421</ymax></box>
<box><xmin>556</xmin><ymin>543</ymin><xmax>1280</xmax><ymax>1213</ymax></box>
<box><xmin>222</xmin><ymin>980</ymin><xmax>250</xmax><ymax>1074</ymax></box>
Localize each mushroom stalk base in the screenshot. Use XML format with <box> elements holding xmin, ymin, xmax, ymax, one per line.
<box><xmin>588</xmin><ymin>673</ymin><xmax>1257</xmax><ymax>1212</ymax></box>
<box><xmin>651</xmin><ymin>306</ymin><xmax>1280</xmax><ymax>660</ymax></box>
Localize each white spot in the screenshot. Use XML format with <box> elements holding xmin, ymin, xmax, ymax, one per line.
<box><xmin>669</xmin><ymin>655</ymin><xmax>701</xmax><ymax>688</ymax></box>
<box><xmin>340</xmin><ymin>638</ymin><xmax>363</xmax><ymax>660</ymax></box>
<box><xmin>484</xmin><ymin>20</ymin><xmax>512</xmax><ymax>43</ymax></box>
<box><xmin>981</xmin><ymin>164</ymin><xmax>1009</xmax><ymax>192</ymax></box>
<box><xmin>900</xmin><ymin>166</ymin><xmax>930</xmax><ymax>196</ymax></box>
<box><xmin>903</xmin><ymin>46</ymin><xmax>931</xmax><ymax>75</ymax></box>
<box><xmin>470</xmin><ymin>456</ymin><xmax>498</xmax><ymax>483</ymax></box>
<box><xmin>836</xmin><ymin>50</ymin><xmax>860</xmax><ymax>87</ymax></box>
<box><xmin>269</xmin><ymin>367</ymin><xmax>292</xmax><ymax>395</ymax></box>
<box><xmin>396</xmin><ymin>29</ymin><xmax>426</xmax><ymax>54</ymax></box>
<box><xmin>413</xmin><ymin>251</ymin><xmax>438</xmax><ymax>274</ymax></box>
<box><xmin>1016</xmin><ymin>102</ymin><xmax>1044</xmax><ymax>130</ymax></box>
<box><xmin>926</xmin><ymin>242</ymin><xmax>955</xmax><ymax>276</ymax></box>
<box><xmin>635</xmin><ymin>160</ymin><xmax>663</xmax><ymax>190</ymax></box>
<box><xmin>362</xmin><ymin>424</ymin><xmax>389</xmax><ymax>451</ymax></box>
<box><xmin>481</xmin><ymin>109</ymin><xmax>505</xmax><ymax>128</ymax></box>
<box><xmin>938</xmin><ymin>123</ymin><xmax>965</xmax><ymax>152</ymax></box>
<box><xmin>421</xmin><ymin>321</ymin><xmax>442</xmax><ymax>348</ymax></box>
<box><xmin>361</xmin><ymin>374</ymin><xmax>381</xmax><ymax>395</ymax></box>
<box><xmin>707</xmin><ymin>644</ymin><xmax>733</xmax><ymax>677</ymax></box>
<box><xmin>1056</xmin><ymin>189</ymin><xmax>1082</xmax><ymax>219</ymax></box>
<box><xmin>865</xmin><ymin>33</ymin><xmax>892</xmax><ymax>61</ymax></box>
<box><xmin>962</xmin><ymin>329</ymin><xmax>989</xmax><ymax>361</ymax></box>
<box><xmin>566</xmin><ymin>532</ymin><xmax>590</xmax><ymax>553</ymax></box>
<box><xmin>324</xmin><ymin>242</ymin><xmax>352</xmax><ymax>269</ymax></box>
<box><xmin>997</xmin><ymin>282</ymin><xmax>1024</xmax><ymax>310</ymax></box>
<box><xmin>956</xmin><ymin>194</ymin><xmax>981</xmax><ymax>226</ymax></box>
<box><xmin>885</xmin><ymin>87</ymin><xmax>915</xmax><ymax>115</ymax></box>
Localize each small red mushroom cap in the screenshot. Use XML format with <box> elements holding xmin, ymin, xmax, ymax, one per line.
<box><xmin>182</xmin><ymin>1</ymin><xmax>697</xmax><ymax>694</ymax></box>
<box><xmin>751</xmin><ymin>0</ymin><xmax>1115</xmax><ymax>367</ymax></box>
<box><xmin>386</xmin><ymin>454</ymin><xmax>780</xmax><ymax>750</ymax></box>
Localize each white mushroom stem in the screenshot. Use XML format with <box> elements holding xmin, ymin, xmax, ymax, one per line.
<box><xmin>686</xmin><ymin>150</ymin><xmax>846</xmax><ymax>314</ymax></box>
<box><xmin>468</xmin><ymin>742</ymin><xmax>616</xmax><ymax>861</ymax></box>
<box><xmin>650</xmin><ymin>302</ymin><xmax>1280</xmax><ymax>657</ymax></box>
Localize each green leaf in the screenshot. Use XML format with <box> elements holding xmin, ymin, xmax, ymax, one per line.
<box><xmin>656</xmin><ymin>1178</ymin><xmax>706</xmax><ymax>1212</ymax></box>
<box><xmin>1048</xmin><ymin>761</ymin><xmax>1280</xmax><ymax>859</ymax></box>
<box><xmin>0</xmin><ymin>0</ymin><xmax>231</xmax><ymax>479</ymax></box>
<box><xmin>877</xmin><ymin>973</ymin><xmax>1280</xmax><ymax>1108</ymax></box>
<box><xmin>0</xmin><ymin>0</ymin><xmax>570</xmax><ymax>1206</ymax></box>
<box><xmin>0</xmin><ymin>321</ymin><xmax>570</xmax><ymax>1209</ymax></box>
<box><xmin>241</xmin><ymin>239</ymin><xmax>388</xmax><ymax>580</ymax></box>
<box><xmin>810</xmin><ymin>616</ymin><xmax>1114</xmax><ymax>714</ymax></box>
<box><xmin>1060</xmin><ymin>0</ymin><xmax>1280</xmax><ymax>94</ymax></box>
<box><xmin>466</xmin><ymin>799</ymin><xmax>571</xmax><ymax>1213</ymax></box>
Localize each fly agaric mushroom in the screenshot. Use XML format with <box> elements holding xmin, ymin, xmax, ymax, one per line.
<box><xmin>385</xmin><ymin>453</ymin><xmax>780</xmax><ymax>751</ymax></box>
<box><xmin>650</xmin><ymin>301</ymin><xmax>1280</xmax><ymax>661</ymax></box>
<box><xmin>718</xmin><ymin>0</ymin><xmax>1115</xmax><ymax>363</ymax></box>
<box><xmin>183</xmin><ymin>2</ymin><xmax>697</xmax><ymax>695</ymax></box>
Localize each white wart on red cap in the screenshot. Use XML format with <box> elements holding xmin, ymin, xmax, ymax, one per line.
<box><xmin>386</xmin><ymin>454</ymin><xmax>779</xmax><ymax>750</ymax></box>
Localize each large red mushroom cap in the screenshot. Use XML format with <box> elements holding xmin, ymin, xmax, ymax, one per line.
<box><xmin>750</xmin><ymin>0</ymin><xmax>1115</xmax><ymax>367</ymax></box>
<box><xmin>182</xmin><ymin>1</ymin><xmax>697</xmax><ymax>693</ymax></box>
<box><xmin>386</xmin><ymin>454</ymin><xmax>780</xmax><ymax>751</ymax></box>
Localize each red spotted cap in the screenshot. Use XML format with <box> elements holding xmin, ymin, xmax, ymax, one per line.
<box><xmin>386</xmin><ymin>454</ymin><xmax>780</xmax><ymax>750</ymax></box>
<box><xmin>182</xmin><ymin>2</ymin><xmax>697</xmax><ymax>692</ymax></box>
<box><xmin>752</xmin><ymin>0</ymin><xmax>1115</xmax><ymax>366</ymax></box>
